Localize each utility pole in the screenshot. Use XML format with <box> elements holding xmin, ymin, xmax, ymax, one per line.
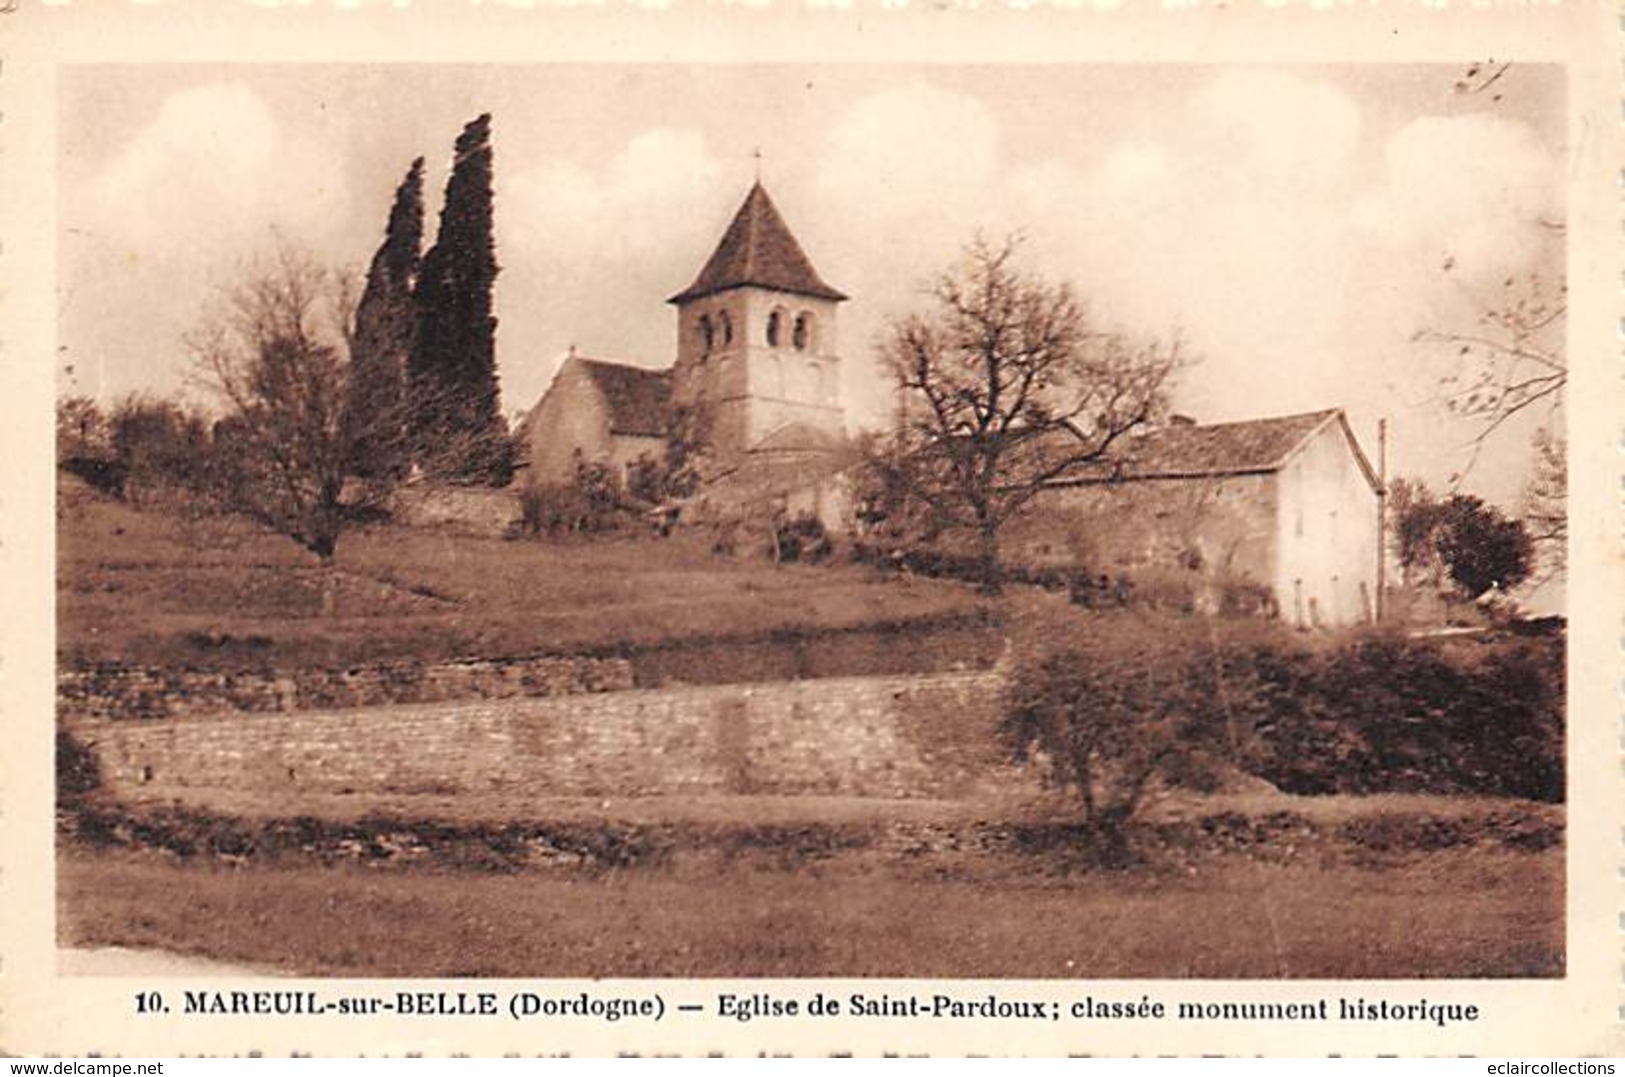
<box><xmin>1376</xmin><ymin>417</ymin><xmax>1388</xmax><ymax>623</ymax></box>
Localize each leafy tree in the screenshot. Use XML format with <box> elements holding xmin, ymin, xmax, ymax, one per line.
<box><xmin>1392</xmin><ymin>482</ymin><xmax>1533</xmax><ymax>600</ymax></box>
<box><xmin>346</xmin><ymin>157</ymin><xmax>424</xmax><ymax>480</ymax></box>
<box><xmin>412</xmin><ymin>114</ymin><xmax>513</xmax><ymax>485</ymax></box>
<box><xmin>1388</xmin><ymin>478</ymin><xmax>1447</xmax><ymax>588</ymax></box>
<box><xmin>56</xmin><ymin>396</ymin><xmax>126</xmax><ymax>495</ymax></box>
<box><xmin>882</xmin><ymin>236</ymin><xmax>1184</xmax><ymax>594</ymax></box>
<box><xmin>1435</xmin><ymin>494</ymin><xmax>1534</xmax><ymax>600</ymax></box>
<box><xmin>1002</xmin><ymin>623</ymin><xmax>1259</xmax><ymax>867</ymax></box>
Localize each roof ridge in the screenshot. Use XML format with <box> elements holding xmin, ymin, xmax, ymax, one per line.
<box><xmin>575</xmin><ymin>355</ymin><xmax>669</xmax><ymax>372</ymax></box>
<box><xmin>1178</xmin><ymin>406</ymin><xmax>1339</xmax><ymax>431</ymax></box>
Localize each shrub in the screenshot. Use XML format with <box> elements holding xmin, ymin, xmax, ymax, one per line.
<box><xmin>109</xmin><ymin>394</ymin><xmax>214</xmax><ymax>504</ymax></box>
<box><xmin>1219</xmin><ymin>579</ymin><xmax>1278</xmax><ymax>618</ymax></box>
<box><xmin>519</xmin><ymin>455</ymin><xmax>635</xmax><ymax>536</ymax></box>
<box><xmin>56</xmin><ymin>729</ymin><xmax>101</xmax><ymax>806</ymax></box>
<box><xmin>774</xmin><ymin>512</ymin><xmax>832</xmax><ymax>564</ymax></box>
<box><xmin>57</xmin><ymin>397</ymin><xmax>125</xmax><ymax>494</ymax></box>
<box><xmin>1002</xmin><ymin>621</ymin><xmax>1268</xmax><ymax>867</ymax></box>
<box><xmin>1241</xmin><ymin>631</ymin><xmax>1564</xmax><ymax>802</ymax></box>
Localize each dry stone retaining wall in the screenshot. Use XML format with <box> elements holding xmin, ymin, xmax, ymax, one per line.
<box><xmin>76</xmin><ymin>671</ymin><xmax>1009</xmax><ymax>801</ymax></box>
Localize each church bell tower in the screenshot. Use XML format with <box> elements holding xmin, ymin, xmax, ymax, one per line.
<box><xmin>668</xmin><ymin>183</ymin><xmax>847</xmax><ymax>459</ymax></box>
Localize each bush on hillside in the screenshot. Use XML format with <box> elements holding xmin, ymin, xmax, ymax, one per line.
<box><xmin>519</xmin><ymin>455</ymin><xmax>638</xmax><ymax>536</ymax></box>
<box><xmin>1002</xmin><ymin>621</ymin><xmax>1269</xmax><ymax>866</ymax></box>
<box><xmin>109</xmin><ymin>395</ymin><xmax>216</xmax><ymax>505</ymax></box>
<box><xmin>56</xmin><ymin>729</ymin><xmax>101</xmax><ymax>807</ymax></box>
<box><xmin>1003</xmin><ymin>615</ymin><xmax>1565</xmax><ymax>871</ymax></box>
<box><xmin>1240</xmin><ymin>631</ymin><xmax>1563</xmax><ymax>802</ymax></box>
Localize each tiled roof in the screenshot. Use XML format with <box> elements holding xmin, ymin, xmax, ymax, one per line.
<box><xmin>1054</xmin><ymin>409</ymin><xmax>1375</xmax><ymax>486</ymax></box>
<box><xmin>669</xmin><ymin>183</ymin><xmax>847</xmax><ymax>305</ymax></box>
<box><xmin>577</xmin><ymin>358</ymin><xmax>672</xmax><ymax>438</ymax></box>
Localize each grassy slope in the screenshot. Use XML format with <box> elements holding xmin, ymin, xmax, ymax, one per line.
<box><xmin>58</xmin><ymin>847</ymin><xmax>1560</xmax><ymax>979</ymax></box>
<box><xmin>57</xmin><ymin>480</ymin><xmax>990</xmax><ymax>669</ymax></box>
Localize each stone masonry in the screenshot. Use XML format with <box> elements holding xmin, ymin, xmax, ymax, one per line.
<box><xmin>58</xmin><ymin>654</ymin><xmax>635</xmax><ymax>723</ymax></box>
<box><xmin>75</xmin><ymin>671</ymin><xmax>1008</xmax><ymax>801</ymax></box>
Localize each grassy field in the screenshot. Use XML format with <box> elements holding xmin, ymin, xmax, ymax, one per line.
<box><xmin>57</xmin><ymin>478</ymin><xmax>990</xmax><ymax>669</ymax></box>
<box><xmin>57</xmin><ymin>790</ymin><xmax>1563</xmax><ymax>979</ymax></box>
<box><xmin>55</xmin><ymin>478</ymin><xmax>1566</xmax><ymax>981</ymax></box>
<box><xmin>58</xmin><ymin>845</ymin><xmax>1560</xmax><ymax>979</ymax></box>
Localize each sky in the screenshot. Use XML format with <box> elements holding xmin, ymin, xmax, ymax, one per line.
<box><xmin>58</xmin><ymin>63</ymin><xmax>1565</xmax><ymax>516</ymax></box>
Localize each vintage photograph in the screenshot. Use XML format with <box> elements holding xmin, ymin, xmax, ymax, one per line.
<box><xmin>52</xmin><ymin>60</ymin><xmax>1566</xmax><ymax>982</ymax></box>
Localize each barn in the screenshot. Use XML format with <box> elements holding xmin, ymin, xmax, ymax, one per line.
<box><xmin>1007</xmin><ymin>409</ymin><xmax>1382</xmax><ymax>627</ymax></box>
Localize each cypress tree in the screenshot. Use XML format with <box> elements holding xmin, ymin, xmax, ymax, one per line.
<box><xmin>347</xmin><ymin>156</ymin><xmax>424</xmax><ymax>479</ymax></box>
<box><xmin>412</xmin><ymin>113</ymin><xmax>513</xmax><ymax>485</ymax></box>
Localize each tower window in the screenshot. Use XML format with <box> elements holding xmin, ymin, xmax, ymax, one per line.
<box><xmin>793</xmin><ymin>312</ymin><xmax>812</xmax><ymax>351</ymax></box>
<box><xmin>766</xmin><ymin>309</ymin><xmax>783</xmax><ymax>347</ymax></box>
<box><xmin>718</xmin><ymin>310</ymin><xmax>733</xmax><ymax>346</ymax></box>
<box><xmin>698</xmin><ymin>315</ymin><xmax>714</xmax><ymax>354</ymax></box>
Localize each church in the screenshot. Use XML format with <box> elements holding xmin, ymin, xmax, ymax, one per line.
<box><xmin>517</xmin><ymin>182</ymin><xmax>851</xmax><ymax>522</ymax></box>
<box><xmin>516</xmin><ymin>180</ymin><xmax>1382</xmax><ymax>626</ymax></box>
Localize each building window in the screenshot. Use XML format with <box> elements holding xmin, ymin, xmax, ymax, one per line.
<box><xmin>766</xmin><ymin>309</ymin><xmax>783</xmax><ymax>347</ymax></box>
<box><xmin>793</xmin><ymin>312</ymin><xmax>812</xmax><ymax>351</ymax></box>
<box><xmin>698</xmin><ymin>315</ymin><xmax>714</xmax><ymax>355</ymax></box>
<box><xmin>718</xmin><ymin>309</ymin><xmax>733</xmax><ymax>346</ymax></box>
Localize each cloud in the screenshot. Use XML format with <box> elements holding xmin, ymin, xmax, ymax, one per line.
<box><xmin>64</xmin><ymin>83</ymin><xmax>352</xmax><ymax>399</ymax></box>
<box><xmin>1192</xmin><ymin>69</ymin><xmax>1363</xmax><ymax>185</ymax></box>
<box><xmin>1361</xmin><ymin>113</ymin><xmax>1558</xmax><ymax>285</ymax></box>
<box><xmin>496</xmin><ymin>128</ymin><xmax>726</xmax><ymax>400</ymax></box>
<box><xmin>503</xmin><ymin>127</ymin><xmax>724</xmax><ymax>265</ymax></box>
<box><xmin>816</xmin><ymin>84</ymin><xmax>1000</xmax><ymax>233</ymax></box>
<box><xmin>89</xmin><ymin>83</ymin><xmax>346</xmax><ymax>252</ymax></box>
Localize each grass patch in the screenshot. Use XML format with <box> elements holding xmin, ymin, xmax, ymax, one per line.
<box><xmin>59</xmin><ymin>485</ymin><xmax>992</xmax><ymax>670</ymax></box>
<box><xmin>58</xmin><ymin>845</ymin><xmax>1561</xmax><ymax>979</ymax></box>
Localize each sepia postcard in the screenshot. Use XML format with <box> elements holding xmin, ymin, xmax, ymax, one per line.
<box><xmin>1</xmin><ymin>0</ymin><xmax>1620</xmax><ymax>1057</ymax></box>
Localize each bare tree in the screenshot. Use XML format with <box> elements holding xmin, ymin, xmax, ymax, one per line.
<box><xmin>189</xmin><ymin>242</ymin><xmax>517</xmax><ymax>584</ymax></box>
<box><xmin>1419</xmin><ymin>268</ymin><xmax>1565</xmax><ymax>449</ymax></box>
<box><xmin>1415</xmin><ymin>62</ymin><xmax>1567</xmax><ymax>573</ymax></box>
<box><xmin>1414</xmin><ymin>254</ymin><xmax>1565</xmax><ymax>576</ymax></box>
<box><xmin>882</xmin><ymin>236</ymin><xmax>1185</xmax><ymax>593</ymax></box>
<box><xmin>188</xmin><ymin>244</ymin><xmax>376</xmax><ymax>565</ymax></box>
<box><xmin>1521</xmin><ymin>425</ymin><xmax>1565</xmax><ymax>579</ymax></box>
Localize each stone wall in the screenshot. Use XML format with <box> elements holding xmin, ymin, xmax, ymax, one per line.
<box><xmin>391</xmin><ymin>483</ymin><xmax>524</xmax><ymax>535</ymax></box>
<box><xmin>76</xmin><ymin>671</ymin><xmax>1009</xmax><ymax>801</ymax></box>
<box><xmin>58</xmin><ymin>654</ymin><xmax>634</xmax><ymax>723</ymax></box>
<box><xmin>1005</xmin><ymin>473</ymin><xmax>1280</xmax><ymax>614</ymax></box>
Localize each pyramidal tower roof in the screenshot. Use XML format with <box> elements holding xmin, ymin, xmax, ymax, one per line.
<box><xmin>669</xmin><ymin>183</ymin><xmax>847</xmax><ymax>305</ymax></box>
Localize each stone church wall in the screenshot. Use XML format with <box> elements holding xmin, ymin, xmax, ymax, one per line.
<box><xmin>77</xmin><ymin>671</ymin><xmax>1010</xmax><ymax>802</ymax></box>
<box><xmin>518</xmin><ymin>360</ymin><xmax>614</xmax><ymax>485</ymax></box>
